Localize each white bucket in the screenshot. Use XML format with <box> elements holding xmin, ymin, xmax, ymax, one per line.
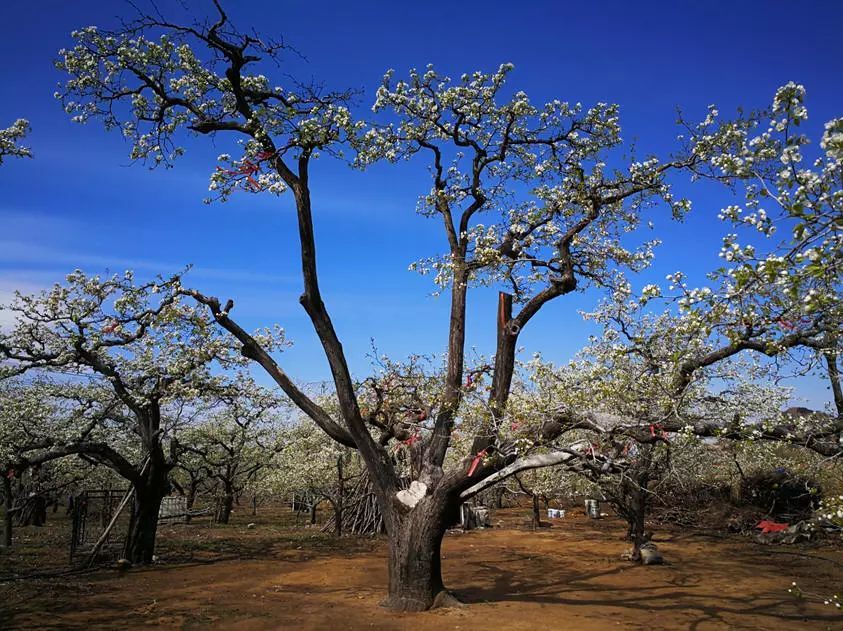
<box><xmin>584</xmin><ymin>499</ymin><xmax>601</xmax><ymax>519</ymax></box>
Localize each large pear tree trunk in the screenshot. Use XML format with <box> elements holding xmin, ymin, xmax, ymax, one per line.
<box><xmin>125</xmin><ymin>460</ymin><xmax>169</xmax><ymax>565</ymax></box>
<box><xmin>126</xmin><ymin>491</ymin><xmax>163</xmax><ymax>564</ymax></box>
<box><xmin>628</xmin><ymin>485</ymin><xmax>647</xmax><ymax>562</ymax></box>
<box><xmin>382</xmin><ymin>495</ymin><xmax>459</xmax><ymax>612</ymax></box>
<box><xmin>618</xmin><ymin>446</ymin><xmax>653</xmax><ymax>563</ymax></box>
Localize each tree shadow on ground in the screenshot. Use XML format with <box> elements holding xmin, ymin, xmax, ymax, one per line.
<box><xmin>453</xmin><ymin>559</ymin><xmax>843</xmax><ymax>629</ymax></box>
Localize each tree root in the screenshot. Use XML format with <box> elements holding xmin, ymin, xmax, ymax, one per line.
<box><xmin>380</xmin><ymin>589</ymin><xmax>464</xmax><ymax>612</ymax></box>
<box><xmin>432</xmin><ymin>589</ymin><xmax>464</xmax><ymax>609</ymax></box>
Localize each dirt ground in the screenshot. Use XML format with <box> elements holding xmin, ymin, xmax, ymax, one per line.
<box><xmin>1</xmin><ymin>506</ymin><xmax>842</xmax><ymax>630</ymax></box>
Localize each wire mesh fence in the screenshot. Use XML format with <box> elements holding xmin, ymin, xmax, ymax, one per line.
<box><xmin>69</xmin><ymin>489</ymin><xmax>133</xmax><ymax>566</ymax></box>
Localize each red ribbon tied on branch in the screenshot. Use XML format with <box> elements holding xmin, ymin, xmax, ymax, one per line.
<box><xmin>393</xmin><ymin>432</ymin><xmax>421</xmax><ymax>453</ymax></box>
<box><xmin>220</xmin><ymin>151</ymin><xmax>278</xmax><ymax>193</ymax></box>
<box><xmin>649</xmin><ymin>423</ymin><xmax>669</xmax><ymax>442</ymax></box>
<box><xmin>102</xmin><ymin>320</ymin><xmax>121</xmax><ymax>334</ymax></box>
<box><xmin>582</xmin><ymin>443</ymin><xmax>600</xmax><ymax>457</ymax></box>
<box><xmin>467</xmin><ymin>449</ymin><xmax>488</xmax><ymax>477</ymax></box>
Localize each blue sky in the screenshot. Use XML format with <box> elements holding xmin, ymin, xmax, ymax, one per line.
<box><xmin>0</xmin><ymin>1</ymin><xmax>841</xmax><ymax>407</ymax></box>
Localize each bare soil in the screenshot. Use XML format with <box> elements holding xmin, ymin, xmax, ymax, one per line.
<box><xmin>1</xmin><ymin>505</ymin><xmax>842</xmax><ymax>630</ymax></box>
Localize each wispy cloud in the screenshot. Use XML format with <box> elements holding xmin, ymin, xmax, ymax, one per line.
<box><xmin>0</xmin><ymin>239</ymin><xmax>297</xmax><ymax>285</ymax></box>
<box><xmin>0</xmin><ymin>209</ymin><xmax>82</xmax><ymax>239</ymax></box>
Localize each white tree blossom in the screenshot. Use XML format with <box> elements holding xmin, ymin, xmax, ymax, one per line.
<box><xmin>0</xmin><ymin>119</ymin><xmax>32</xmax><ymax>163</ymax></box>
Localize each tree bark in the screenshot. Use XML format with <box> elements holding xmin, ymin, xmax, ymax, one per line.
<box><xmin>126</xmin><ymin>492</ymin><xmax>162</xmax><ymax>564</ymax></box>
<box><xmin>621</xmin><ymin>449</ymin><xmax>652</xmax><ymax>563</ymax></box>
<box><xmin>382</xmin><ymin>499</ymin><xmax>458</xmax><ymax>612</ymax></box>
<box><xmin>825</xmin><ymin>349</ymin><xmax>842</xmax><ymax>418</ymax></box>
<box><xmin>125</xmin><ymin>463</ymin><xmax>169</xmax><ymax>564</ymax></box>
<box><xmin>489</xmin><ymin>293</ymin><xmax>517</xmax><ymax>421</ymax></box>
<box><xmin>217</xmin><ymin>491</ymin><xmax>234</xmax><ymax>524</ymax></box>
<box><xmin>628</xmin><ymin>485</ymin><xmax>647</xmax><ymax>562</ymax></box>
<box><xmin>185</xmin><ymin>483</ymin><xmax>197</xmax><ymax>524</ymax></box>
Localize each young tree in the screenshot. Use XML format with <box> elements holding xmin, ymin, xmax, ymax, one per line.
<box><xmin>511</xmin><ymin>469</ymin><xmax>556</xmax><ymax>530</ymax></box>
<box><xmin>180</xmin><ymin>376</ymin><xmax>284</xmax><ymax>524</ymax></box>
<box><xmin>0</xmin><ymin>270</ymin><xmax>260</xmax><ymax>562</ymax></box>
<box><xmin>169</xmin><ymin>445</ymin><xmax>211</xmax><ymax>521</ymax></box>
<box><xmin>273</xmin><ymin>419</ymin><xmax>350</xmax><ymax>528</ymax></box>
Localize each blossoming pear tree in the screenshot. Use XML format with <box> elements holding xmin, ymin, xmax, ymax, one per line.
<box><xmin>0</xmin><ymin>378</ymin><xmax>122</xmax><ymax>547</ymax></box>
<box><xmin>53</xmin><ymin>1</ymin><xmax>840</xmax><ymax>609</ymax></box>
<box><xmin>511</xmin><ymin>81</ymin><xmax>841</xmax><ymax>456</ymax></box>
<box><xmin>555</xmin><ymin>81</ymin><xmax>843</xmax><ymax>450</ymax></box>
<box><xmin>0</xmin><ymin>270</ymin><xmax>275</xmax><ymax>562</ymax></box>
<box><xmin>526</xmin><ymin>346</ymin><xmax>798</xmax><ymax>559</ymax></box>
<box><xmin>512</xmin><ymin>85</ymin><xmax>842</xmax><ymax>558</ymax></box>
